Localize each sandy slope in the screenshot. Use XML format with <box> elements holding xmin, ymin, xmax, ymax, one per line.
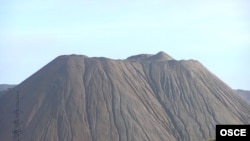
<box><xmin>0</xmin><ymin>52</ymin><xmax>249</xmax><ymax>141</ymax></box>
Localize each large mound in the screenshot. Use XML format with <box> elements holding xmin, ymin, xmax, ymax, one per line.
<box><xmin>0</xmin><ymin>51</ymin><xmax>249</xmax><ymax>141</ymax></box>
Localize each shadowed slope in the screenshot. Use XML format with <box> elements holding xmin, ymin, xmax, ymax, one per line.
<box><xmin>0</xmin><ymin>52</ymin><xmax>249</xmax><ymax>141</ymax></box>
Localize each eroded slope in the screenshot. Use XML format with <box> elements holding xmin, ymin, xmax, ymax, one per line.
<box><xmin>0</xmin><ymin>52</ymin><xmax>249</xmax><ymax>141</ymax></box>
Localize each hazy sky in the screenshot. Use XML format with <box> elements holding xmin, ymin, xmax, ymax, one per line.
<box><xmin>0</xmin><ymin>0</ymin><xmax>249</xmax><ymax>90</ymax></box>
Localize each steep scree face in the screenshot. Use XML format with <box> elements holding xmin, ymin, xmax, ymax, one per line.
<box><xmin>0</xmin><ymin>52</ymin><xmax>249</xmax><ymax>141</ymax></box>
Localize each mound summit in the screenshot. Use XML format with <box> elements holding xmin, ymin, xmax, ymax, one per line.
<box><xmin>0</xmin><ymin>51</ymin><xmax>249</xmax><ymax>141</ymax></box>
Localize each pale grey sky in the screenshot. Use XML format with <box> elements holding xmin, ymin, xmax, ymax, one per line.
<box><xmin>0</xmin><ymin>0</ymin><xmax>249</xmax><ymax>90</ymax></box>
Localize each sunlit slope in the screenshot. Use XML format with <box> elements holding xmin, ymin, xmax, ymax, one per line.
<box><xmin>0</xmin><ymin>52</ymin><xmax>249</xmax><ymax>141</ymax></box>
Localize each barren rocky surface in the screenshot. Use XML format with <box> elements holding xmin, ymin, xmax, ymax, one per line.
<box><xmin>0</xmin><ymin>52</ymin><xmax>249</xmax><ymax>141</ymax></box>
